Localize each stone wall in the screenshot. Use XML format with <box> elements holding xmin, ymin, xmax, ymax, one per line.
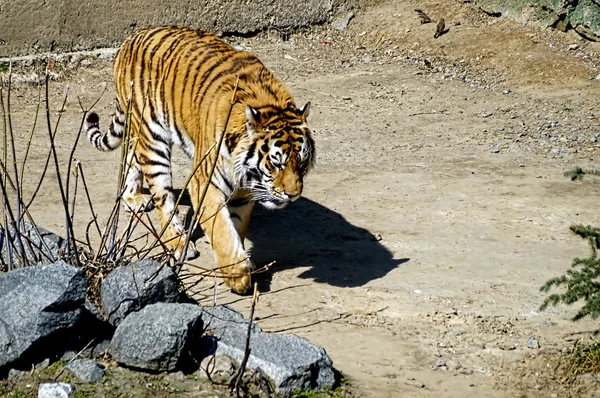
<box><xmin>0</xmin><ymin>0</ymin><xmax>360</xmax><ymax>57</ymax></box>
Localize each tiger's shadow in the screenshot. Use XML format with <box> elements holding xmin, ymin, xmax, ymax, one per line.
<box><xmin>177</xmin><ymin>192</ymin><xmax>408</xmax><ymax>292</ymax></box>
<box><xmin>245</xmin><ymin>197</ymin><xmax>408</xmax><ymax>291</ymax></box>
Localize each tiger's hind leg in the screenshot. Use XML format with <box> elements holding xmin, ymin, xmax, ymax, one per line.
<box><xmin>138</xmin><ymin>123</ymin><xmax>198</xmax><ymax>260</ymax></box>
<box><xmin>120</xmin><ymin>116</ymin><xmax>154</xmax><ymax>213</ymax></box>
<box><xmin>121</xmin><ymin>150</ymin><xmax>155</xmax><ymax>213</ymax></box>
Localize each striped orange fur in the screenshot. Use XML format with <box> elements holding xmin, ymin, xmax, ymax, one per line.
<box><xmin>85</xmin><ymin>26</ymin><xmax>315</xmax><ymax>294</ymax></box>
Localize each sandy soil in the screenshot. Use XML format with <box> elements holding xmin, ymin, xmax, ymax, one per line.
<box><xmin>4</xmin><ymin>0</ymin><xmax>600</xmax><ymax>396</ymax></box>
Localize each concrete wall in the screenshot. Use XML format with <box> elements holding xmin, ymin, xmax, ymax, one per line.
<box><xmin>0</xmin><ymin>0</ymin><xmax>360</xmax><ymax>57</ymax></box>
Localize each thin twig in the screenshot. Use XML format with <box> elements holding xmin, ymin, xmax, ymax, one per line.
<box><xmin>231</xmin><ymin>282</ymin><xmax>259</xmax><ymax>396</ymax></box>
<box><xmin>43</xmin><ymin>58</ymin><xmax>79</xmax><ymax>265</ymax></box>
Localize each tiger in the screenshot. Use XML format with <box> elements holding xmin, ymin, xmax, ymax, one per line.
<box><xmin>85</xmin><ymin>26</ymin><xmax>315</xmax><ymax>294</ymax></box>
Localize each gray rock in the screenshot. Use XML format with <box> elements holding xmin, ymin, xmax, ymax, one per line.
<box><xmin>65</xmin><ymin>359</ymin><xmax>105</xmax><ymax>382</ymax></box>
<box><xmin>38</xmin><ymin>382</ymin><xmax>75</xmax><ymax>398</ymax></box>
<box><xmin>101</xmin><ymin>259</ymin><xmax>180</xmax><ymax>326</ymax></box>
<box><xmin>332</xmin><ymin>12</ymin><xmax>354</xmax><ymax>33</ymax></box>
<box><xmin>491</xmin><ymin>144</ymin><xmax>501</xmax><ymax>153</ymax></box>
<box><xmin>84</xmin><ymin>300</ymin><xmax>105</xmax><ymax>323</ymax></box>
<box><xmin>201</xmin><ymin>306</ymin><xmax>335</xmax><ymax>396</ymax></box>
<box><xmin>0</xmin><ymin>261</ymin><xmax>85</xmax><ymax>370</ymax></box>
<box><xmin>526</xmin><ymin>336</ymin><xmax>540</xmax><ymax>349</ymax></box>
<box><xmin>0</xmin><ymin>222</ymin><xmax>66</xmax><ymax>269</ymax></box>
<box><xmin>452</xmin><ymin>329</ymin><xmax>464</xmax><ymax>336</ymax></box>
<box><xmin>60</xmin><ymin>351</ymin><xmax>77</xmax><ymax>362</ymax></box>
<box><xmin>202</xmin><ymin>305</ymin><xmax>262</xmax><ymax>334</ymax></box>
<box><xmin>444</xmin><ymin>308</ymin><xmax>458</xmax><ymax>315</ymax></box>
<box><xmin>88</xmin><ymin>339</ymin><xmax>111</xmax><ymax>359</ymax></box>
<box><xmin>110</xmin><ymin>303</ymin><xmax>203</xmax><ymax>372</ymax></box>
<box><xmin>434</xmin><ymin>358</ymin><xmax>446</xmax><ymax>368</ymax></box>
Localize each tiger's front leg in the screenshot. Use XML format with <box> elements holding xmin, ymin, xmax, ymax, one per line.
<box><xmin>189</xmin><ymin>179</ymin><xmax>253</xmax><ymax>294</ymax></box>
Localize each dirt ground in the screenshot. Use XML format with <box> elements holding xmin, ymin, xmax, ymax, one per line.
<box><xmin>4</xmin><ymin>0</ymin><xmax>600</xmax><ymax>397</ymax></box>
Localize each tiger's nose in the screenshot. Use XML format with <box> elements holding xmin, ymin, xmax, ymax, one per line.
<box><xmin>286</xmin><ymin>190</ymin><xmax>301</xmax><ymax>201</ymax></box>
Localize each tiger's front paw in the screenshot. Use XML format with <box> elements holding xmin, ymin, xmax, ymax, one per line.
<box><xmin>224</xmin><ymin>258</ymin><xmax>255</xmax><ymax>294</ymax></box>
<box><xmin>123</xmin><ymin>194</ymin><xmax>155</xmax><ymax>213</ymax></box>
<box><xmin>171</xmin><ymin>238</ymin><xmax>199</xmax><ymax>261</ymax></box>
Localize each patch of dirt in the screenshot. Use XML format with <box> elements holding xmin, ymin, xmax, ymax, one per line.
<box><xmin>3</xmin><ymin>0</ymin><xmax>600</xmax><ymax>397</ymax></box>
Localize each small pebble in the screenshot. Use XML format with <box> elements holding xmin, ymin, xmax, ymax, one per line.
<box><xmin>499</xmin><ymin>343</ymin><xmax>516</xmax><ymax>351</ymax></box>
<box><xmin>36</xmin><ymin>358</ymin><xmax>51</xmax><ymax>370</ymax></box>
<box><xmin>491</xmin><ymin>145</ymin><xmax>501</xmax><ymax>153</ymax></box>
<box><xmin>444</xmin><ymin>308</ymin><xmax>458</xmax><ymax>315</ymax></box>
<box><xmin>502</xmin><ymin>89</ymin><xmax>511</xmax><ymax>94</ymax></box>
<box><xmin>452</xmin><ymin>329</ymin><xmax>464</xmax><ymax>336</ymax></box>
<box><xmin>526</xmin><ymin>337</ymin><xmax>540</xmax><ymax>349</ymax></box>
<box><xmin>405</xmin><ymin>378</ymin><xmax>425</xmax><ymax>388</ymax></box>
<box><xmin>65</xmin><ymin>359</ymin><xmax>105</xmax><ymax>383</ymax></box>
<box><xmin>8</xmin><ymin>368</ymin><xmax>26</xmax><ymax>381</ymax></box>
<box><xmin>434</xmin><ymin>358</ymin><xmax>446</xmax><ymax>368</ymax></box>
<box><xmin>447</xmin><ymin>360</ymin><xmax>462</xmax><ymax>371</ymax></box>
<box><xmin>332</xmin><ymin>12</ymin><xmax>354</xmax><ymax>33</ymax></box>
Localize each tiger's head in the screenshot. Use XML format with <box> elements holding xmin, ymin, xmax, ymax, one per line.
<box><xmin>235</xmin><ymin>102</ymin><xmax>315</xmax><ymax>209</ymax></box>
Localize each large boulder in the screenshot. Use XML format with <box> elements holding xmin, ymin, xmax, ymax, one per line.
<box><xmin>109</xmin><ymin>303</ymin><xmax>204</xmax><ymax>372</ymax></box>
<box><xmin>100</xmin><ymin>259</ymin><xmax>180</xmax><ymax>326</ymax></box>
<box><xmin>0</xmin><ymin>261</ymin><xmax>86</xmax><ymax>371</ymax></box>
<box><xmin>201</xmin><ymin>305</ymin><xmax>336</xmax><ymax>397</ymax></box>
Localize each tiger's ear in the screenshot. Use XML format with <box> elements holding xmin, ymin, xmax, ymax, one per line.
<box><xmin>245</xmin><ymin>106</ymin><xmax>260</xmax><ymax>136</ymax></box>
<box><xmin>299</xmin><ymin>102</ymin><xmax>310</xmax><ymax>122</ymax></box>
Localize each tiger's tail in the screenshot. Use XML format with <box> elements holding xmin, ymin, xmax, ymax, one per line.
<box><xmin>85</xmin><ymin>99</ymin><xmax>126</xmax><ymax>151</ymax></box>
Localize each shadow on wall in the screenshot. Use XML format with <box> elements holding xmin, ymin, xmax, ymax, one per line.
<box><xmin>246</xmin><ymin>197</ymin><xmax>409</xmax><ymax>290</ymax></box>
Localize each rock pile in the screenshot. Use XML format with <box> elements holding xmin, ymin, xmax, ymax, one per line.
<box><xmin>0</xmin><ymin>240</ymin><xmax>337</xmax><ymax>397</ymax></box>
